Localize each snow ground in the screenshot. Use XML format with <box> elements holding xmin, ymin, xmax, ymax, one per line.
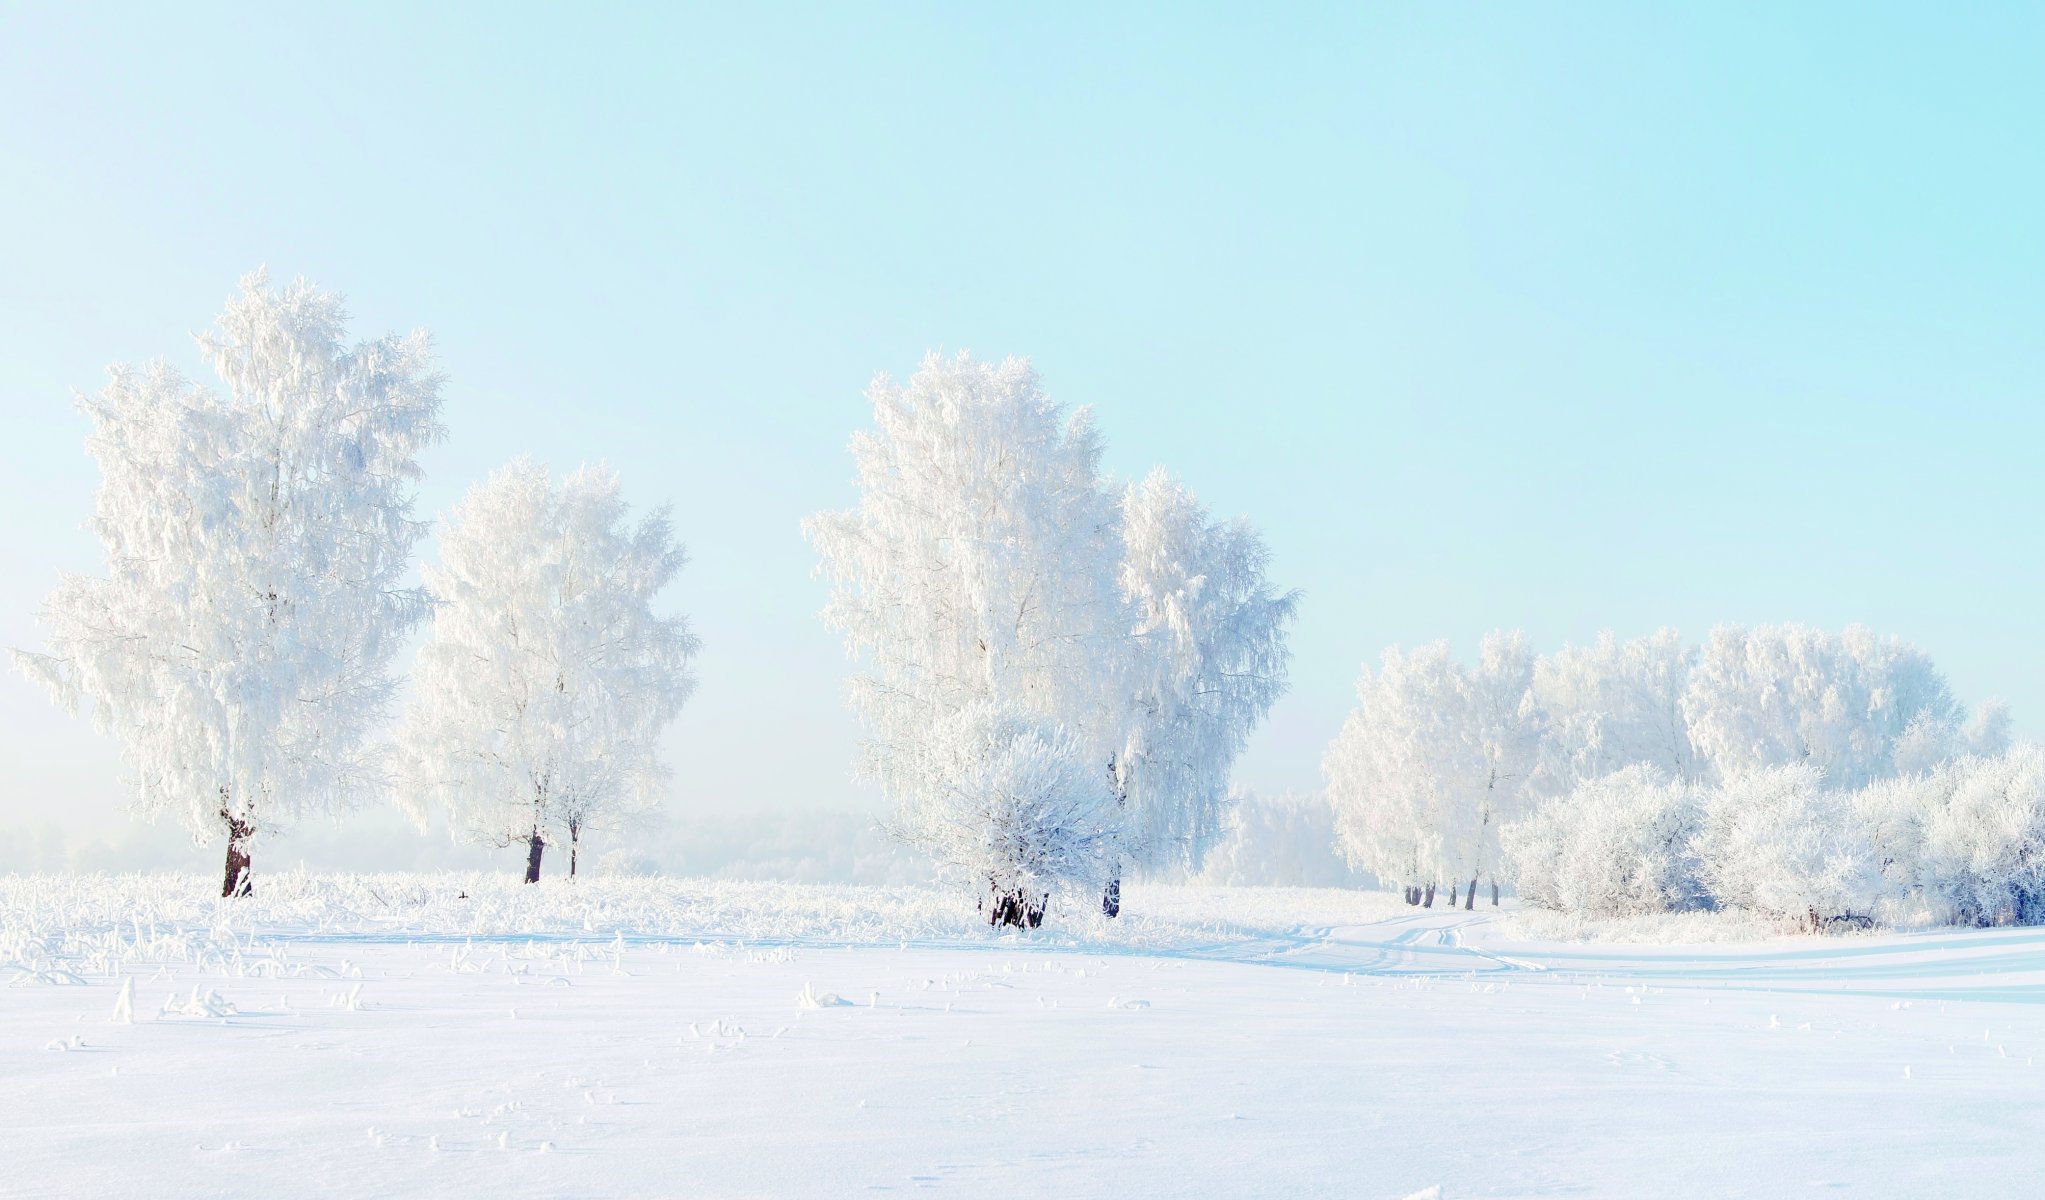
<box><xmin>5</xmin><ymin>876</ymin><xmax>2044</xmax><ymax>1198</ymax></box>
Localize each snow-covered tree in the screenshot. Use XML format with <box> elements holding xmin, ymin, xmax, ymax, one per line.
<box><xmin>13</xmin><ymin>271</ymin><xmax>443</xmax><ymax>895</ymax></box>
<box><xmin>1682</xmin><ymin>624</ymin><xmax>1975</xmax><ymax>789</ymax></box>
<box><xmin>806</xmin><ymin>354</ymin><xmax>1293</xmax><ymax>922</ymax></box>
<box><xmin>1503</xmin><ymin>765</ymin><xmax>1706</xmax><ymax>917</ymax></box>
<box><xmin>1110</xmin><ymin>470</ymin><xmax>1297</xmax><ymax>902</ymax></box>
<box><xmin>402</xmin><ymin>459</ymin><xmax>698</xmax><ymax>882</ymax></box>
<box><xmin>1325</xmin><ymin>632</ymin><xmax>1541</xmax><ymax>908</ymax></box>
<box><xmin>1532</xmin><ymin>629</ymin><xmax>1697</xmax><ymax>797</ymax></box>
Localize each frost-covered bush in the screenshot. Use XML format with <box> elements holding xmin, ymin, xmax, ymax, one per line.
<box><xmin>1503</xmin><ymin>766</ymin><xmax>1706</xmax><ymax>918</ymax></box>
<box><xmin>1915</xmin><ymin>747</ymin><xmax>2045</xmax><ymax>926</ymax></box>
<box><xmin>892</xmin><ymin>705</ymin><xmax>1123</xmax><ymax>925</ymax></box>
<box><xmin>1693</xmin><ymin>765</ymin><xmax>1889</xmax><ymax>928</ymax></box>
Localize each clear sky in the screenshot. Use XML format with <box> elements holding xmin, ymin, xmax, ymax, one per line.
<box><xmin>2</xmin><ymin>4</ymin><xmax>2040</xmax><ymax>869</ymax></box>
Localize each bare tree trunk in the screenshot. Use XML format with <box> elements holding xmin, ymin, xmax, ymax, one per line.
<box><xmin>1465</xmin><ymin>874</ymin><xmax>1477</xmax><ymax>910</ymax></box>
<box><xmin>570</xmin><ymin>825</ymin><xmax>579</xmax><ymax>878</ymax></box>
<box><xmin>1423</xmin><ymin>883</ymin><xmax>1435</xmax><ymax>908</ymax></box>
<box><xmin>524</xmin><ymin>832</ymin><xmax>545</xmax><ymax>884</ymax></box>
<box><xmin>221</xmin><ymin>813</ymin><xmax>254</xmax><ymax>899</ymax></box>
<box><xmin>1404</xmin><ymin>885</ymin><xmax>1419</xmax><ymax>905</ymax></box>
<box><xmin>1491</xmin><ymin>880</ymin><xmax>1500</xmax><ymax>906</ymax></box>
<box><xmin>989</xmin><ymin>888</ymin><xmax>1047</xmax><ymax>928</ymax></box>
<box><xmin>1448</xmin><ymin>881</ymin><xmax>1459</xmax><ymax>907</ymax></box>
<box><xmin>1102</xmin><ymin>875</ymin><xmax>1121</xmax><ymax>918</ymax></box>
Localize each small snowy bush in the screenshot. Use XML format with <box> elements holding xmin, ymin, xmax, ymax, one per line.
<box><xmin>1693</xmin><ymin>765</ymin><xmax>1889</xmax><ymax>928</ymax></box>
<box><xmin>1503</xmin><ymin>766</ymin><xmax>1705</xmax><ymax>917</ymax></box>
<box><xmin>892</xmin><ymin>705</ymin><xmax>1123</xmax><ymax>925</ymax></box>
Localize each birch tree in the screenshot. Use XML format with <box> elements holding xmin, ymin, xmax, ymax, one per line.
<box><xmin>1532</xmin><ymin>629</ymin><xmax>1697</xmax><ymax>797</ymax></box>
<box><xmin>807</xmin><ymin>354</ymin><xmax>1293</xmax><ymax>923</ymax></box>
<box><xmin>13</xmin><ymin>271</ymin><xmax>443</xmax><ymax>895</ymax></box>
<box><xmin>402</xmin><ymin>459</ymin><xmax>699</xmax><ymax>881</ymax></box>
<box><xmin>1108</xmin><ymin>469</ymin><xmax>1298</xmax><ymax>911</ymax></box>
<box><xmin>806</xmin><ymin>353</ymin><xmax>1125</xmax><ymax>923</ymax></box>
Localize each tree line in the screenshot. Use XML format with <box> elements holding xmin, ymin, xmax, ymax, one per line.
<box><xmin>1324</xmin><ymin>626</ymin><xmax>2022</xmax><ymax>927</ymax></box>
<box><xmin>14</xmin><ymin>273</ymin><xmax>2030</xmax><ymax>933</ymax></box>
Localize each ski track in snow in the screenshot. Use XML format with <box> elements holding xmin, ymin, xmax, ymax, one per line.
<box><xmin>5</xmin><ymin>877</ymin><xmax>2045</xmax><ymax>1198</ymax></box>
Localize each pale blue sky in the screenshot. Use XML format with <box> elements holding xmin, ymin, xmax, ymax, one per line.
<box><xmin>2</xmin><ymin>4</ymin><xmax>2040</xmax><ymax>867</ymax></box>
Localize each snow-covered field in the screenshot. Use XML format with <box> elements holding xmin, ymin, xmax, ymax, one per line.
<box><xmin>6</xmin><ymin>875</ymin><xmax>2043</xmax><ymax>1198</ymax></box>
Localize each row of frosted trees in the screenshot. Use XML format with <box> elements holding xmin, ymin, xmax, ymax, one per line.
<box><xmin>1323</xmin><ymin>627</ymin><xmax>2027</xmax><ymax>927</ymax></box>
<box><xmin>15</xmin><ymin>274</ymin><xmax>1298</xmax><ymax>918</ymax></box>
<box><xmin>15</xmin><ymin>274</ymin><xmax>700</xmax><ymax>894</ymax></box>
<box><xmin>19</xmin><ymin>272</ymin><xmax>2026</xmax><ymax>932</ymax></box>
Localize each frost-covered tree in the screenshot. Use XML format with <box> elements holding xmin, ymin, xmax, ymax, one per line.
<box><xmin>1109</xmin><ymin>470</ymin><xmax>1297</xmax><ymax>906</ymax></box>
<box><xmin>805</xmin><ymin>355</ymin><xmax>1124</xmax><ymax>922</ymax></box>
<box><xmin>1682</xmin><ymin>624</ymin><xmax>1981</xmax><ymax>789</ymax></box>
<box><xmin>807</xmin><ymin>354</ymin><xmax>1292</xmax><ymax>922</ymax></box>
<box><xmin>1325</xmin><ymin>632</ymin><xmax>1541</xmax><ymax>908</ymax></box>
<box><xmin>1503</xmin><ymin>766</ymin><xmax>1706</xmax><ymax>917</ymax></box>
<box><xmin>402</xmin><ymin>459</ymin><xmax>698</xmax><ymax>882</ymax></box>
<box><xmin>13</xmin><ymin>271</ymin><xmax>443</xmax><ymax>896</ymax></box>
<box><xmin>1532</xmin><ymin>629</ymin><xmax>1697</xmax><ymax>797</ymax></box>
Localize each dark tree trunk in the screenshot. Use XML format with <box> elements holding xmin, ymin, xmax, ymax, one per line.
<box><xmin>1465</xmin><ymin>875</ymin><xmax>1478</xmax><ymax>910</ymax></box>
<box><xmin>1491</xmin><ymin>880</ymin><xmax>1500</xmax><ymax>907</ymax></box>
<box><xmin>989</xmin><ymin>889</ymin><xmax>1047</xmax><ymax>928</ymax></box>
<box><xmin>1423</xmin><ymin>883</ymin><xmax>1436</xmax><ymax>907</ymax></box>
<box><xmin>524</xmin><ymin>833</ymin><xmax>545</xmax><ymax>884</ymax></box>
<box><xmin>1404</xmin><ymin>885</ymin><xmax>1419</xmax><ymax>906</ymax></box>
<box><xmin>1448</xmin><ymin>881</ymin><xmax>1459</xmax><ymax>907</ymax></box>
<box><xmin>221</xmin><ymin>814</ymin><xmax>254</xmax><ymax>898</ymax></box>
<box><xmin>1102</xmin><ymin>876</ymin><xmax>1121</xmax><ymax>919</ymax></box>
<box><xmin>570</xmin><ymin>826</ymin><xmax>579</xmax><ymax>878</ymax></box>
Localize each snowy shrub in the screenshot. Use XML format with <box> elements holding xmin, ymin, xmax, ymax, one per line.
<box><xmin>1915</xmin><ymin>747</ymin><xmax>2045</xmax><ymax>926</ymax></box>
<box><xmin>1502</xmin><ymin>766</ymin><xmax>1705</xmax><ymax>918</ymax></box>
<box><xmin>1848</xmin><ymin>768</ymin><xmax>1944</xmax><ymax>905</ymax></box>
<box><xmin>892</xmin><ymin>705</ymin><xmax>1123</xmax><ymax>925</ymax></box>
<box><xmin>1693</xmin><ymin>765</ymin><xmax>1889</xmax><ymax>928</ymax></box>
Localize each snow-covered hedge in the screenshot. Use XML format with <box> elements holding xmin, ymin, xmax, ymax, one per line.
<box><xmin>1502</xmin><ymin>766</ymin><xmax>1705</xmax><ymax>918</ymax></box>
<box><xmin>1504</xmin><ymin>748</ymin><xmax>2045</xmax><ymax>930</ymax></box>
<box><xmin>1692</xmin><ymin>765</ymin><xmax>1886</xmax><ymax>928</ymax></box>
